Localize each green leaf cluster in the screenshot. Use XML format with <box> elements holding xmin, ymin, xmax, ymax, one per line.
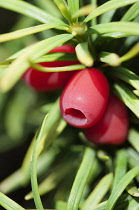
<box><xmin>0</xmin><ymin>0</ymin><xmax>139</xmax><ymax>209</ymax></box>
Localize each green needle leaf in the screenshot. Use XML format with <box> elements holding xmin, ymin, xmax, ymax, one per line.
<box><xmin>126</xmin><ymin>182</ymin><xmax>139</xmax><ymax>197</ymax></box>
<box><xmin>84</xmin><ymin>0</ymin><xmax>138</xmax><ymax>22</ymax></box>
<box><xmin>0</xmin><ymin>23</ymin><xmax>61</xmax><ymax>43</ymax></box>
<box><xmin>109</xmin><ymin>67</ymin><xmax>139</xmax><ymax>90</ymax></box>
<box><xmin>114</xmin><ymin>83</ymin><xmax>139</xmax><ymax>118</ymax></box>
<box><xmin>87</xmin><ymin>22</ymin><xmax>139</xmax><ymax>37</ymax></box>
<box><xmin>0</xmin><ymin>0</ymin><xmax>67</xmax><ymax>29</ymax></box>
<box><xmin>112</xmin><ymin>149</ymin><xmax>127</xmax><ymax>192</ymax></box>
<box><xmin>4</xmin><ymin>45</ymin><xmax>36</xmax><ymax>62</ymax></box>
<box><xmin>75</xmin><ymin>42</ymin><xmax>94</xmax><ymax>67</ymax></box>
<box><xmin>0</xmin><ymin>148</ymin><xmax>57</xmax><ymax>194</ymax></box>
<box><xmin>100</xmin><ymin>9</ymin><xmax>116</xmax><ymax>24</ymax></box>
<box><xmin>128</xmin><ymin>129</ymin><xmax>139</xmax><ymax>154</ymax></box>
<box><xmin>56</xmin><ymin>201</ymin><xmax>68</xmax><ymax>210</ymax></box>
<box><xmin>34</xmin><ymin>0</ymin><xmax>62</xmax><ymax>18</ymax></box>
<box><xmin>0</xmin><ymin>34</ymin><xmax>73</xmax><ymax>92</ymax></box>
<box><xmin>90</xmin><ymin>194</ymin><xmax>137</xmax><ymax>210</ymax></box>
<box><xmin>67</xmin><ymin>0</ymin><xmax>79</xmax><ymax>22</ymax></box>
<box><xmin>73</xmin><ymin>4</ymin><xmax>96</xmax><ymax>19</ymax></box>
<box><xmin>121</xmin><ymin>2</ymin><xmax>139</xmax><ymax>21</ymax></box>
<box><xmin>120</xmin><ymin>43</ymin><xmax>139</xmax><ymax>63</ymax></box>
<box><xmin>81</xmin><ymin>173</ymin><xmax>113</xmax><ymax>210</ymax></box>
<box><xmin>105</xmin><ymin>167</ymin><xmax>139</xmax><ymax>210</ymax></box>
<box><xmin>126</xmin><ymin>197</ymin><xmax>139</xmax><ymax>209</ymax></box>
<box><xmin>36</xmin><ymin>52</ymin><xmax>78</xmax><ymax>62</ymax></box>
<box><xmin>31</xmin><ymin>98</ymin><xmax>62</xmax><ymax>156</ymax></box>
<box><xmin>0</xmin><ymin>169</ymin><xmax>22</xmax><ymax>194</ymax></box>
<box><xmin>54</xmin><ymin>0</ymin><xmax>72</xmax><ymax>23</ymax></box>
<box><xmin>30</xmin><ymin>99</ymin><xmax>64</xmax><ymax>208</ymax></box>
<box><xmin>29</xmin><ymin>62</ymin><xmax>85</xmax><ymax>72</ymax></box>
<box><xmin>100</xmin><ymin>52</ymin><xmax>121</xmax><ymax>66</ymax></box>
<box><xmin>26</xmin><ymin>154</ymin><xmax>76</xmax><ymax>199</ymax></box>
<box><xmin>127</xmin><ymin>148</ymin><xmax>139</xmax><ymax>170</ymax></box>
<box><xmin>31</xmin><ymin>116</ymin><xmax>48</xmax><ymax>209</ymax></box>
<box><xmin>0</xmin><ymin>192</ymin><xmax>25</xmax><ymax>210</ymax></box>
<box><xmin>101</xmin><ymin>32</ymin><xmax>136</xmax><ymax>39</ymax></box>
<box><xmin>0</xmin><ymin>51</ymin><xmax>78</xmax><ymax>66</ymax></box>
<box><xmin>67</xmin><ymin>147</ymin><xmax>95</xmax><ymax>210</ymax></box>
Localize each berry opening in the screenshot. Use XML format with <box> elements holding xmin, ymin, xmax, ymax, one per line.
<box><xmin>64</xmin><ymin>108</ymin><xmax>87</xmax><ymax>127</ymax></box>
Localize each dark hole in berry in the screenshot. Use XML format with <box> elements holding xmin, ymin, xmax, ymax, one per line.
<box><xmin>65</xmin><ymin>108</ymin><xmax>87</xmax><ymax>126</ymax></box>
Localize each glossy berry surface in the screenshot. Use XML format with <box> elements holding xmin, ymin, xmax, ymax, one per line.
<box><xmin>22</xmin><ymin>45</ymin><xmax>79</xmax><ymax>91</ymax></box>
<box><xmin>83</xmin><ymin>95</ymin><xmax>129</xmax><ymax>145</ymax></box>
<box><xmin>60</xmin><ymin>68</ymin><xmax>109</xmax><ymax>128</ymax></box>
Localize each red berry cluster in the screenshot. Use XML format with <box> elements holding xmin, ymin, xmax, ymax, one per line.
<box><xmin>22</xmin><ymin>45</ymin><xmax>129</xmax><ymax>145</ymax></box>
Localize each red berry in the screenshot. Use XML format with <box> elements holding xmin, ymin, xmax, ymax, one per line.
<box><xmin>51</xmin><ymin>45</ymin><xmax>76</xmax><ymax>53</ymax></box>
<box><xmin>22</xmin><ymin>45</ymin><xmax>79</xmax><ymax>91</ymax></box>
<box><xmin>60</xmin><ymin>68</ymin><xmax>109</xmax><ymax>128</ymax></box>
<box><xmin>83</xmin><ymin>95</ymin><xmax>129</xmax><ymax>145</ymax></box>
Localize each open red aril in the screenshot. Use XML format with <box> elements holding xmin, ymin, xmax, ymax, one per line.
<box><xmin>22</xmin><ymin>45</ymin><xmax>79</xmax><ymax>91</ymax></box>
<box><xmin>83</xmin><ymin>95</ymin><xmax>129</xmax><ymax>145</ymax></box>
<box><xmin>60</xmin><ymin>68</ymin><xmax>109</xmax><ymax>128</ymax></box>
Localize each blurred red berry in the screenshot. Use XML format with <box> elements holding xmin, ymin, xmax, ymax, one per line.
<box><xmin>83</xmin><ymin>95</ymin><xmax>129</xmax><ymax>145</ymax></box>
<box><xmin>22</xmin><ymin>45</ymin><xmax>79</xmax><ymax>91</ymax></box>
<box><xmin>60</xmin><ymin>68</ymin><xmax>109</xmax><ymax>128</ymax></box>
